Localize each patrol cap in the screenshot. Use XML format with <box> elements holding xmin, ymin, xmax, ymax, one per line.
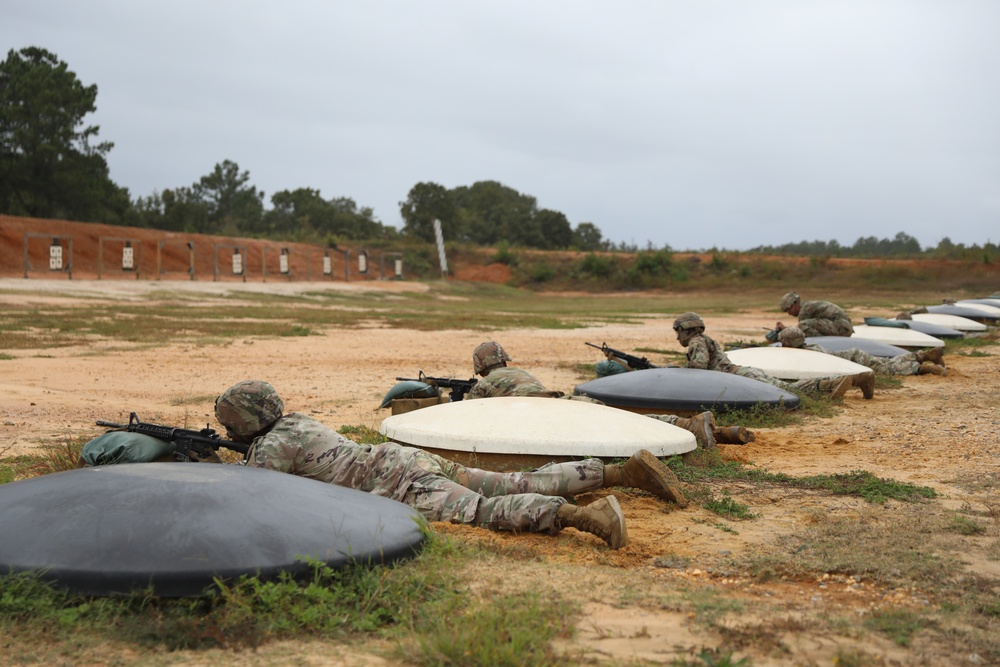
<box><xmin>777</xmin><ymin>326</ymin><xmax>806</xmax><ymax>348</ymax></box>
<box><xmin>779</xmin><ymin>292</ymin><xmax>800</xmax><ymax>311</ymax></box>
<box><xmin>473</xmin><ymin>341</ymin><xmax>511</xmax><ymax>375</ymax></box>
<box><xmin>672</xmin><ymin>312</ymin><xmax>704</xmax><ymax>331</ymax></box>
<box><xmin>215</xmin><ymin>380</ymin><xmax>285</xmax><ymax>438</ymax></box>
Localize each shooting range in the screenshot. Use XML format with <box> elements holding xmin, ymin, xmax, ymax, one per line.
<box><xmin>97</xmin><ymin>237</ymin><xmax>141</xmax><ymax>279</ymax></box>
<box><xmin>22</xmin><ymin>234</ymin><xmax>73</xmax><ymax>279</ymax></box>
<box><xmin>212</xmin><ymin>243</ymin><xmax>248</xmax><ymax>282</ymax></box>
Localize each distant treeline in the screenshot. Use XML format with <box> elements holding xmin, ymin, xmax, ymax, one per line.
<box><xmin>1</xmin><ymin>46</ymin><xmax>994</xmax><ymax>260</ymax></box>
<box><xmin>744</xmin><ymin>232</ymin><xmax>998</xmax><ymax>262</ymax></box>
<box><xmin>0</xmin><ymin>47</ymin><xmax>607</xmax><ymax>252</ymax></box>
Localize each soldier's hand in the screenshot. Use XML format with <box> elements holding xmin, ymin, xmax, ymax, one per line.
<box><xmin>191</xmin><ymin>450</ymin><xmax>223</xmax><ymax>464</ymax></box>
<box><xmin>774</xmin><ymin>321</ymin><xmax>785</xmax><ymax>331</ymax></box>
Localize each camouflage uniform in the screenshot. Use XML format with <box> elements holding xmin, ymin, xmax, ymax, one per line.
<box><xmin>684</xmin><ymin>332</ymin><xmax>844</xmax><ymax>395</ymax></box>
<box><xmin>465</xmin><ymin>366</ymin><xmax>554</xmax><ymax>399</ymax></box>
<box><xmin>246</xmin><ymin>412</ymin><xmax>605</xmax><ymax>534</ymax></box>
<box><xmin>805</xmin><ymin>344</ymin><xmax>920</xmax><ymax>375</ymax></box>
<box><xmin>778</xmin><ymin>327</ymin><xmax>920</xmax><ymax>375</ymax></box>
<box><xmin>796</xmin><ymin>300</ymin><xmax>853</xmax><ymax>337</ymax></box>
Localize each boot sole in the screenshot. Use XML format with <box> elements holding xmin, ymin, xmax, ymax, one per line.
<box><xmin>601</xmin><ymin>495</ymin><xmax>628</xmax><ymax>549</ymax></box>
<box><xmin>633</xmin><ymin>450</ymin><xmax>689</xmax><ymax>507</ymax></box>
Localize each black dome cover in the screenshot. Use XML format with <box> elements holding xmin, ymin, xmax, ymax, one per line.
<box><xmin>0</xmin><ymin>463</ymin><xmax>425</xmax><ymax>597</ymax></box>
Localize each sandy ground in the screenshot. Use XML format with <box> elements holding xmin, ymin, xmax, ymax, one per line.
<box><xmin>2</xmin><ymin>278</ymin><xmax>999</xmax><ymax>666</ymax></box>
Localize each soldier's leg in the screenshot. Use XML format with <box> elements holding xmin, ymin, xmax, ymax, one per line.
<box><xmin>791</xmin><ymin>375</ymin><xmax>852</xmax><ymax>399</ymax></box>
<box><xmin>882</xmin><ymin>354</ymin><xmax>920</xmax><ymax>375</ymax></box>
<box><xmin>647</xmin><ymin>412</ymin><xmax>716</xmax><ymax>448</ymax></box>
<box><xmin>423</xmin><ymin>452</ymin><xmax>605</xmax><ymax>498</ymax></box>
<box><xmin>403</xmin><ymin>474</ymin><xmax>627</xmax><ymax>548</ymax></box>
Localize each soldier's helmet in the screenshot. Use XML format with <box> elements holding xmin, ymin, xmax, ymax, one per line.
<box><xmin>473</xmin><ymin>341</ymin><xmax>511</xmax><ymax>375</ymax></box>
<box><xmin>215</xmin><ymin>380</ymin><xmax>285</xmax><ymax>439</ymax></box>
<box><xmin>672</xmin><ymin>312</ymin><xmax>705</xmax><ymax>332</ymax></box>
<box><xmin>777</xmin><ymin>326</ymin><xmax>806</xmax><ymax>348</ymax></box>
<box><xmin>779</xmin><ymin>292</ymin><xmax>800</xmax><ymax>312</ymax></box>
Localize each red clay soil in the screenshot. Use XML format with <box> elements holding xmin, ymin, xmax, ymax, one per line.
<box><xmin>0</xmin><ymin>215</ymin><xmax>991</xmax><ymax>284</ymax></box>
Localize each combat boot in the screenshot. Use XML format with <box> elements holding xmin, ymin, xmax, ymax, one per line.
<box><xmin>817</xmin><ymin>375</ymin><xmax>852</xmax><ymax>400</ymax></box>
<box><xmin>915</xmin><ymin>347</ymin><xmax>944</xmax><ymax>366</ymax></box>
<box><xmin>556</xmin><ymin>496</ymin><xmax>628</xmax><ymax>549</ymax></box>
<box><xmin>852</xmin><ymin>372</ymin><xmax>875</xmax><ymax>400</ymax></box>
<box><xmin>918</xmin><ymin>361</ymin><xmax>947</xmax><ymax>376</ymax></box>
<box><xmin>674</xmin><ymin>411</ymin><xmax>717</xmax><ymax>449</ymax></box>
<box><xmin>603</xmin><ymin>449</ymin><xmax>688</xmax><ymax>507</ymax></box>
<box><xmin>714</xmin><ymin>425</ymin><xmax>754</xmax><ymax>445</ymax></box>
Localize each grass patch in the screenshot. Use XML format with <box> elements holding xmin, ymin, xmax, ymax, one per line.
<box><xmin>958</xmin><ymin>350</ymin><xmax>992</xmax><ymax>358</ymax></box>
<box><xmin>338</xmin><ymin>424</ymin><xmax>388</xmax><ymax>444</ymax></box>
<box><xmin>168</xmin><ymin>393</ymin><xmax>218</xmax><ymax>406</ymax></box>
<box><xmin>671</xmin><ymin>649</ymin><xmax>750</xmax><ymax>666</ymax></box>
<box><xmin>409</xmin><ymin>591</ymin><xmax>574</xmax><ymax>667</ymax></box>
<box><xmin>0</xmin><ymin>534</ymin><xmax>581</xmax><ymax>664</ymax></box>
<box><xmin>863</xmin><ymin>608</ymin><xmax>926</xmax><ymax>646</ymax></box>
<box><xmin>945</xmin><ymin>334</ymin><xmax>999</xmax><ymax>352</ymax></box>
<box><xmin>0</xmin><ymin>440</ymin><xmax>85</xmax><ymax>483</ymax></box>
<box><xmin>704</xmin><ymin>491</ymin><xmax>758</xmax><ymax>520</ymax></box>
<box><xmin>948</xmin><ymin>513</ymin><xmax>987</xmax><ymax>535</ymax></box>
<box><xmin>686</xmin><ymin>587</ymin><xmax>745</xmax><ymax>626</ymax></box>
<box><xmin>714</xmin><ymin>403</ymin><xmax>802</xmax><ymax>429</ymax></box>
<box><xmin>875</xmin><ymin>374</ymin><xmax>904</xmax><ymax>390</ymax></box>
<box><xmin>0</xmin><ymin>352</ymin><xmax>13</xmax><ymax>360</ymax></box>
<box><xmin>669</xmin><ymin>451</ymin><xmax>936</xmax><ymax>504</ymax></box>
<box><xmin>692</xmin><ymin>517</ymin><xmax>740</xmax><ymax>535</ymax></box>
<box><xmin>739</xmin><ymin>505</ymin><xmax>961</xmax><ymax>587</ymax></box>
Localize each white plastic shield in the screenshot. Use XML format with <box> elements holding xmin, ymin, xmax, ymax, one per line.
<box><xmin>122</xmin><ymin>246</ymin><xmax>134</xmax><ymax>270</ymax></box>
<box><xmin>279</xmin><ymin>251</ymin><xmax>289</xmax><ymax>275</ymax></box>
<box><xmin>232</xmin><ymin>250</ymin><xmax>243</xmax><ymax>275</ymax></box>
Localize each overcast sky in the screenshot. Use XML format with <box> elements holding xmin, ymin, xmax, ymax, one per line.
<box><xmin>5</xmin><ymin>1</ymin><xmax>999</xmax><ymax>250</ymax></box>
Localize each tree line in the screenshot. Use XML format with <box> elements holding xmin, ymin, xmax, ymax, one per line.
<box><xmin>745</xmin><ymin>231</ymin><xmax>998</xmax><ymax>262</ymax></box>
<box><xmin>0</xmin><ymin>46</ymin><xmax>607</xmax><ymax>251</ymax></box>
<box><xmin>1</xmin><ymin>46</ymin><xmax>993</xmax><ymax>261</ymax></box>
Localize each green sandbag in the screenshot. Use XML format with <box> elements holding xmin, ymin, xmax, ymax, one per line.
<box><xmin>379</xmin><ymin>381</ymin><xmax>440</xmax><ymax>409</ymax></box>
<box><xmin>595</xmin><ymin>360</ymin><xmax>629</xmax><ymax>377</ymax></box>
<box><xmin>864</xmin><ymin>317</ymin><xmax>909</xmax><ymax>329</ymax></box>
<box><xmin>81</xmin><ymin>431</ymin><xmax>175</xmax><ymax>466</ymax></box>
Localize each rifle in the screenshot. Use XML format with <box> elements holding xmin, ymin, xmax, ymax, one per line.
<box><xmin>95</xmin><ymin>412</ymin><xmax>250</xmax><ymax>462</ymax></box>
<box><xmin>395</xmin><ymin>371</ymin><xmax>477</xmax><ymax>402</ymax></box>
<box><xmin>585</xmin><ymin>342</ymin><xmax>659</xmax><ymax>371</ymax></box>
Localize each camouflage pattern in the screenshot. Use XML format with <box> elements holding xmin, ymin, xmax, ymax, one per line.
<box><xmin>796</xmin><ymin>300</ymin><xmax>853</xmax><ymax>337</ymax></box>
<box><xmin>466</xmin><ymin>366</ymin><xmax>551</xmax><ymax>399</ymax></box>
<box><xmin>684</xmin><ymin>333</ymin><xmax>846</xmax><ymax>396</ymax></box>
<box><xmin>777</xmin><ymin>326</ymin><xmax>807</xmax><ymax>348</ymax></box>
<box><xmin>781</xmin><ymin>327</ymin><xmax>920</xmax><ymax>375</ymax></box>
<box><xmin>648</xmin><ymin>414</ymin><xmax>681</xmax><ymax>426</ymax></box>
<box><xmin>683</xmin><ymin>333</ymin><xmax>739</xmax><ymax>373</ymax></box>
<box><xmin>215</xmin><ymin>380</ymin><xmax>285</xmax><ymax>438</ymax></box>
<box><xmin>246</xmin><ymin>412</ymin><xmax>605</xmax><ymax>533</ymax></box>
<box><xmin>473</xmin><ymin>341</ymin><xmax>512</xmax><ymax>375</ymax></box>
<box><xmin>779</xmin><ymin>292</ymin><xmax>800</xmax><ymax>311</ymax></box>
<box><xmin>673</xmin><ymin>312</ymin><xmax>705</xmax><ymax>331</ymax></box>
<box><xmin>806</xmin><ymin>344</ymin><xmax>920</xmax><ymax>375</ymax></box>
